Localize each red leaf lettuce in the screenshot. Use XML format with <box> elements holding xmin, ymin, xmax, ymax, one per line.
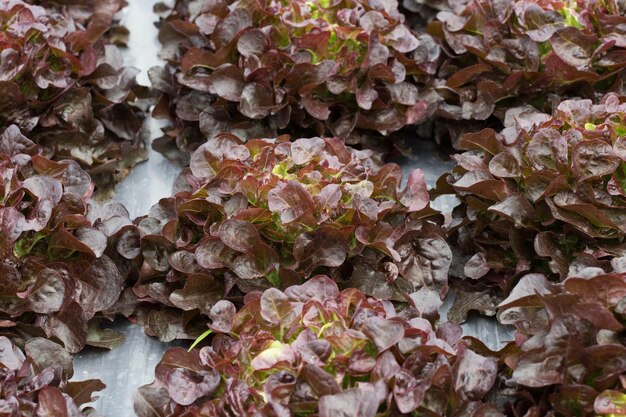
<box><xmin>497</xmin><ymin>257</ymin><xmax>626</xmax><ymax>416</ymax></box>
<box><xmin>0</xmin><ymin>336</ymin><xmax>105</xmax><ymax>416</ymax></box>
<box><xmin>427</xmin><ymin>0</ymin><xmax>626</xmax><ymax>145</ymax></box>
<box><xmin>0</xmin><ymin>126</ymin><xmax>140</xmax><ymax>352</ymax></box>
<box><xmin>134</xmin><ymin>276</ymin><xmax>502</xmax><ymax>417</ymax></box>
<box><xmin>440</xmin><ymin>93</ymin><xmax>626</xmax><ymax>289</ymax></box>
<box><xmin>149</xmin><ymin>0</ymin><xmax>440</xmax><ymax>157</ymax></box>
<box><xmin>0</xmin><ymin>0</ymin><xmax>147</xmax><ymax>193</ymax></box>
<box><xmin>123</xmin><ymin>134</ymin><xmax>451</xmax><ymax>340</ymax></box>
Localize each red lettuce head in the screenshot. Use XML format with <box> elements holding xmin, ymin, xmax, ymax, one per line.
<box><xmin>127</xmin><ymin>134</ymin><xmax>451</xmax><ymax>340</ymax></box>
<box><xmin>497</xmin><ymin>257</ymin><xmax>626</xmax><ymax>416</ymax></box>
<box><xmin>134</xmin><ymin>276</ymin><xmax>501</xmax><ymax>417</ymax></box>
<box><xmin>440</xmin><ymin>93</ymin><xmax>626</xmax><ymax>289</ymax></box>
<box><xmin>0</xmin><ymin>0</ymin><xmax>147</xmax><ymax>193</ymax></box>
<box><xmin>0</xmin><ymin>126</ymin><xmax>140</xmax><ymax>352</ymax></box>
<box><xmin>150</xmin><ymin>0</ymin><xmax>441</xmax><ymax>157</ymax></box>
<box><xmin>0</xmin><ymin>336</ymin><xmax>105</xmax><ymax>416</ymax></box>
<box><xmin>428</xmin><ymin>0</ymin><xmax>626</xmax><ymax>145</ymax></box>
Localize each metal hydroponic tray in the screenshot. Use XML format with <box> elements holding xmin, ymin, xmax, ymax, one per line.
<box><xmin>72</xmin><ymin>2</ymin><xmax>514</xmax><ymax>415</ymax></box>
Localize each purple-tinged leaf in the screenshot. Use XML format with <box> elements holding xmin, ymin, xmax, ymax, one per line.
<box><xmin>268</xmin><ymin>181</ymin><xmax>315</xmax><ymax>224</ymax></box>
<box><xmin>399</xmin><ymin>169</ymin><xmax>429</xmax><ymax>212</ymax></box>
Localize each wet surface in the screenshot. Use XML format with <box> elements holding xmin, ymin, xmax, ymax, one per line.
<box><xmin>73</xmin><ymin>2</ymin><xmax>182</xmax><ymax>416</ymax></box>
<box><xmin>72</xmin><ymin>2</ymin><xmax>513</xmax><ymax>415</ymax></box>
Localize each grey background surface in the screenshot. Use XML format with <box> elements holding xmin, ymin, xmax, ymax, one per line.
<box><xmin>72</xmin><ymin>1</ymin><xmax>513</xmax><ymax>415</ymax></box>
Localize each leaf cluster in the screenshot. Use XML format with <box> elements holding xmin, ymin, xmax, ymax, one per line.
<box><xmin>429</xmin><ymin>0</ymin><xmax>626</xmax><ymax>123</ymax></box>
<box><xmin>0</xmin><ymin>0</ymin><xmax>147</xmax><ymax>192</ymax></box>
<box><xmin>0</xmin><ymin>336</ymin><xmax>105</xmax><ymax>417</ymax></box>
<box><xmin>496</xmin><ymin>257</ymin><xmax>626</xmax><ymax>416</ymax></box>
<box><xmin>442</xmin><ymin>93</ymin><xmax>626</xmax><ymax>289</ymax></box>
<box><xmin>0</xmin><ymin>127</ymin><xmax>139</xmax><ymax>352</ymax></box>
<box><xmin>125</xmin><ymin>134</ymin><xmax>451</xmax><ymax>340</ymax></box>
<box><xmin>149</xmin><ymin>0</ymin><xmax>440</xmax><ymax>157</ymax></box>
<box><xmin>134</xmin><ymin>276</ymin><xmax>502</xmax><ymax>417</ymax></box>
